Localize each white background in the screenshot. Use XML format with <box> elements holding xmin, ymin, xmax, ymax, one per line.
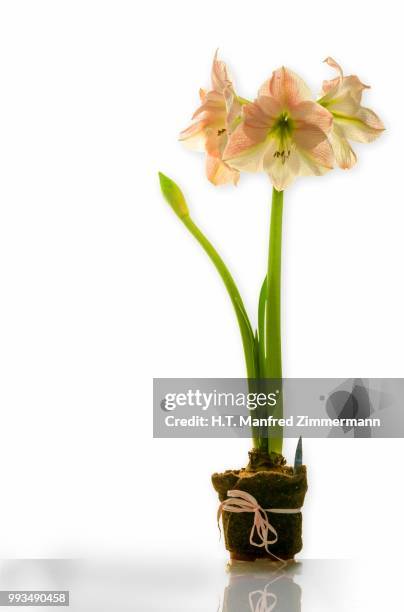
<box><xmin>0</xmin><ymin>0</ymin><xmax>403</xmax><ymax>568</ymax></box>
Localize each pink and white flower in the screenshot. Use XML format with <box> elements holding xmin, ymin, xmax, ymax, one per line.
<box><xmin>223</xmin><ymin>67</ymin><xmax>334</xmax><ymax>191</ymax></box>
<box><xmin>179</xmin><ymin>52</ymin><xmax>241</xmax><ymax>186</ymax></box>
<box><xmin>318</xmin><ymin>57</ymin><xmax>384</xmax><ymax>169</ymax></box>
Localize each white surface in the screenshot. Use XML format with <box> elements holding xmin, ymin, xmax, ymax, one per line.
<box><xmin>0</xmin><ymin>0</ymin><xmax>403</xmax><ymax>575</ymax></box>
<box><xmin>0</xmin><ymin>558</ymin><xmax>399</xmax><ymax>611</ymax></box>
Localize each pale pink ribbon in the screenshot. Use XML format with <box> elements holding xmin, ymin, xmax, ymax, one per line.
<box><xmin>217</xmin><ymin>490</ymin><xmax>301</xmax><ymax>564</ymax></box>
<box><xmin>248</xmin><ymin>573</ymin><xmax>286</xmax><ymax>612</ymax></box>
<box><xmin>249</xmin><ymin>583</ymin><xmax>278</xmax><ymax>612</ymax></box>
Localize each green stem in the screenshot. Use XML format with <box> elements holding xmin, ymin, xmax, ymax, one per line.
<box><xmin>258</xmin><ymin>276</ymin><xmax>267</xmax><ymax>373</ymax></box>
<box><xmin>182</xmin><ymin>215</ymin><xmax>257</xmax><ymax>380</ymax></box>
<box><xmin>265</xmin><ymin>188</ymin><xmax>284</xmax><ymax>454</ymax></box>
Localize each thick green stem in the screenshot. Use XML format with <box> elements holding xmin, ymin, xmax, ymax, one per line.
<box><xmin>265</xmin><ymin>188</ymin><xmax>284</xmax><ymax>454</ymax></box>
<box><xmin>182</xmin><ymin>215</ymin><xmax>257</xmax><ymax>380</ymax></box>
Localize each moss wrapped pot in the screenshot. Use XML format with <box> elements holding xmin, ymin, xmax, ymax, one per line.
<box><xmin>212</xmin><ymin>449</ymin><xmax>308</xmax><ymax>561</ymax></box>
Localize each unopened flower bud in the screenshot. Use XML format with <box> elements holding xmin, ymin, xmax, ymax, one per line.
<box><xmin>158</xmin><ymin>172</ymin><xmax>189</xmax><ymax>219</ymax></box>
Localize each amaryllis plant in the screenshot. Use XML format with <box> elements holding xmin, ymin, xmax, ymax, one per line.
<box><xmin>159</xmin><ymin>53</ymin><xmax>383</xmax><ymax>457</ymax></box>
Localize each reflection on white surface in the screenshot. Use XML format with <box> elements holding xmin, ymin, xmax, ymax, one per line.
<box><xmin>0</xmin><ymin>557</ymin><xmax>400</xmax><ymax>611</ymax></box>
<box><xmin>222</xmin><ymin>561</ymin><xmax>301</xmax><ymax>612</ymax></box>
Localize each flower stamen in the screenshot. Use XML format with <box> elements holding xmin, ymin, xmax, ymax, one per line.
<box><xmin>274</xmin><ymin>149</ymin><xmax>291</xmax><ymax>164</ymax></box>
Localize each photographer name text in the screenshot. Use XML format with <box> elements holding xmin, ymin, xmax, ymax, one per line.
<box><xmin>164</xmin><ymin>414</ymin><xmax>381</xmax><ymax>428</ymax></box>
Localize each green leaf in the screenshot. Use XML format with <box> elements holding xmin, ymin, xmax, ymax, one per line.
<box><xmin>294</xmin><ymin>436</ymin><xmax>303</xmax><ymax>471</ymax></box>
<box><xmin>182</xmin><ymin>215</ymin><xmax>257</xmax><ymax>379</ymax></box>
<box><xmin>158</xmin><ymin>173</ymin><xmax>257</xmax><ymax>380</ymax></box>
<box><xmin>158</xmin><ymin>172</ymin><xmax>189</xmax><ymax>219</ymax></box>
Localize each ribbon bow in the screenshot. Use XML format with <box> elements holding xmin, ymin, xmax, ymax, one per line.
<box><xmin>217</xmin><ymin>490</ymin><xmax>301</xmax><ymax>559</ymax></box>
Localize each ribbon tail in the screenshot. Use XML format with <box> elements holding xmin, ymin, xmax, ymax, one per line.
<box><xmin>217</xmin><ymin>504</ymin><xmax>223</xmax><ymax>541</ymax></box>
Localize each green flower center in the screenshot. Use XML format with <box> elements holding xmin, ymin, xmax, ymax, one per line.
<box><xmin>271</xmin><ymin>112</ymin><xmax>294</xmax><ymax>164</ymax></box>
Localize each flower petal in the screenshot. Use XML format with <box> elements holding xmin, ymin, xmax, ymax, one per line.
<box><xmin>243</xmin><ymin>99</ymin><xmax>277</xmax><ymax>129</ymax></box>
<box><xmin>179</xmin><ymin>120</ymin><xmax>207</xmax><ymax>151</ymax></box>
<box><xmin>320</xmin><ymin>56</ymin><xmax>370</xmax><ymax>113</ymax></box>
<box><xmin>265</xmin><ymin>147</ymin><xmax>301</xmax><ymax>191</ymax></box>
<box><xmin>357</xmin><ymin>106</ymin><xmax>385</xmax><ymax>131</ymax></box>
<box><xmin>296</xmin><ymin>146</ymin><xmax>333</xmax><ymax>177</ymax></box>
<box><xmin>224</xmin><ymin>123</ymin><xmax>269</xmax><ymax>173</ymax></box>
<box><xmin>264</xmin><ymin>139</ymin><xmax>332</xmax><ymax>190</ymax></box>
<box><xmin>323</xmin><ymin>57</ymin><xmax>343</xmax><ymax>80</ymax></box>
<box><xmin>211</xmin><ymin>50</ymin><xmax>232</xmax><ymax>94</ymax></box>
<box><xmin>223</xmin><ymin>85</ymin><xmax>243</xmax><ymax>132</ymax></box>
<box><xmin>320</xmin><ymin>75</ymin><xmax>369</xmax><ymax>114</ymax></box>
<box><xmin>179</xmin><ymin>91</ymin><xmax>227</xmax><ymax>150</ymax></box>
<box><xmin>292</xmin><ymin>100</ymin><xmax>333</xmax><ymax>134</ymax></box>
<box><xmin>255</xmin><ymin>95</ymin><xmax>283</xmax><ymax>122</ymax></box>
<box><xmin>297</xmin><ymin>137</ymin><xmax>334</xmax><ymax>171</ymax></box>
<box><xmin>293</xmin><ymin>123</ymin><xmax>334</xmax><ymax>167</ymax></box>
<box><xmin>191</xmin><ymin>90</ymin><xmax>226</xmax><ymax>120</ymax></box>
<box><xmin>223</xmin><ymin>101</ymin><xmax>273</xmax><ymax>167</ymax></box>
<box><xmin>260</xmin><ymin>67</ymin><xmax>312</xmax><ymax>107</ymax></box>
<box><xmin>328</xmin><ymin>125</ymin><xmax>357</xmax><ymax>169</ymax></box>
<box><xmin>206</xmin><ymin>153</ymin><xmax>239</xmax><ymax>185</ymax></box>
<box><xmin>203</xmin><ymin>127</ymin><xmax>240</xmax><ymax>185</ymax></box>
<box><xmin>334</xmin><ymin>107</ymin><xmax>385</xmax><ymax>143</ymax></box>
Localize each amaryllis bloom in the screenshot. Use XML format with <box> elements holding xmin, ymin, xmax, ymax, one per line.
<box><xmin>318</xmin><ymin>57</ymin><xmax>384</xmax><ymax>169</ymax></box>
<box><xmin>223</xmin><ymin>67</ymin><xmax>334</xmax><ymax>191</ymax></box>
<box><xmin>179</xmin><ymin>52</ymin><xmax>241</xmax><ymax>186</ymax></box>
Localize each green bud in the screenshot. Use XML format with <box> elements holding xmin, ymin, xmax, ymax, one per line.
<box><xmin>158</xmin><ymin>172</ymin><xmax>189</xmax><ymax>219</ymax></box>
